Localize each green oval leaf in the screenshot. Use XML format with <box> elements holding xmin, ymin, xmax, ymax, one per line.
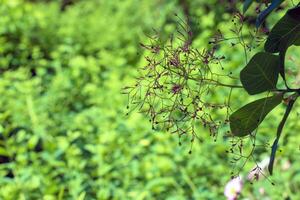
<box><xmin>265</xmin><ymin>6</ymin><xmax>300</xmax><ymax>53</ymax></box>
<box><xmin>243</xmin><ymin>0</ymin><xmax>254</xmax><ymax>14</ymax></box>
<box><xmin>240</xmin><ymin>52</ymin><xmax>280</xmax><ymax>95</ymax></box>
<box><xmin>229</xmin><ymin>94</ymin><xmax>282</xmax><ymax>137</ymax></box>
<box><xmin>295</xmin><ymin>38</ymin><xmax>300</xmax><ymax>46</ymax></box>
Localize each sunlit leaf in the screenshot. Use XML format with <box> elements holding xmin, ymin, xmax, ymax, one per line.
<box><xmin>243</xmin><ymin>0</ymin><xmax>254</xmax><ymax>13</ymax></box>
<box><xmin>240</xmin><ymin>52</ymin><xmax>280</xmax><ymax>95</ymax></box>
<box><xmin>229</xmin><ymin>94</ymin><xmax>282</xmax><ymax>137</ymax></box>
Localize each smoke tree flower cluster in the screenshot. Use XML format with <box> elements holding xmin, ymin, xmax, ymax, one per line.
<box><xmin>125</xmin><ymin>0</ymin><xmax>300</xmax><ymax>183</ymax></box>
<box><xmin>123</xmin><ymin>17</ymin><xmax>243</xmax><ymax>149</ymax></box>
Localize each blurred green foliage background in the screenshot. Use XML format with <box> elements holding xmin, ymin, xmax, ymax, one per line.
<box><xmin>0</xmin><ymin>0</ymin><xmax>300</xmax><ymax>199</ymax></box>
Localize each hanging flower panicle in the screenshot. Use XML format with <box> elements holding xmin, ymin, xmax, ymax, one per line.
<box><xmin>123</xmin><ymin>16</ymin><xmax>239</xmax><ymax>147</ymax></box>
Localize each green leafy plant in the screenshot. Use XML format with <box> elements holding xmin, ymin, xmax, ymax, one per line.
<box><xmin>230</xmin><ymin>5</ymin><xmax>300</xmax><ymax>175</ymax></box>
<box><xmin>127</xmin><ymin>1</ymin><xmax>300</xmax><ymax>178</ymax></box>
<box><xmin>1</xmin><ymin>0</ymin><xmax>300</xmax><ymax>199</ymax></box>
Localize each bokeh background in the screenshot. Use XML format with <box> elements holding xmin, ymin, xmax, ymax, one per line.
<box><xmin>0</xmin><ymin>0</ymin><xmax>300</xmax><ymax>199</ymax></box>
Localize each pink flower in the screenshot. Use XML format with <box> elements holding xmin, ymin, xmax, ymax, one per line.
<box><xmin>224</xmin><ymin>176</ymin><xmax>243</xmax><ymax>200</ymax></box>
<box><xmin>259</xmin><ymin>187</ymin><xmax>265</xmax><ymax>195</ymax></box>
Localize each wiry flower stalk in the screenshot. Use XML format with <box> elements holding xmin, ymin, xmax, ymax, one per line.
<box><xmin>123</xmin><ymin>17</ymin><xmax>242</xmax><ymax>148</ymax></box>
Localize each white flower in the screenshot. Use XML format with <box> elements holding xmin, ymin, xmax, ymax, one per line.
<box><xmin>224</xmin><ymin>176</ymin><xmax>243</xmax><ymax>200</ymax></box>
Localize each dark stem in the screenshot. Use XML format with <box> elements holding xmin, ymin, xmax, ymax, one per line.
<box><xmin>268</xmin><ymin>95</ymin><xmax>297</xmax><ymax>175</ymax></box>
<box><xmin>275</xmin><ymin>88</ymin><xmax>300</xmax><ymax>94</ymax></box>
